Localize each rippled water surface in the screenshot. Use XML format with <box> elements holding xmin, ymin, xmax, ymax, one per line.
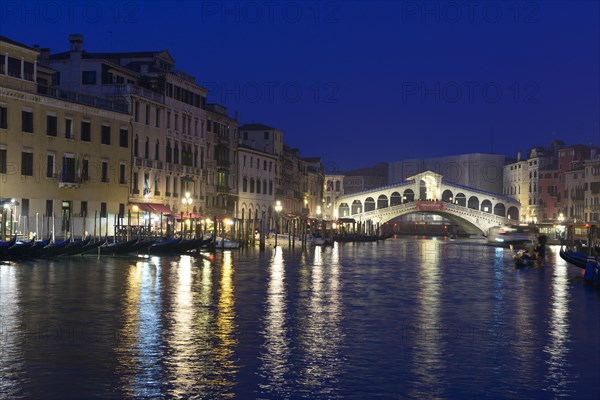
<box><xmin>1</xmin><ymin>238</ymin><xmax>599</xmax><ymax>399</ymax></box>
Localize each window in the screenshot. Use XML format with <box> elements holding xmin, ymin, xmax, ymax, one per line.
<box><xmin>243</xmin><ymin>177</ymin><xmax>247</xmax><ymax>192</ymax></box>
<box><xmin>82</xmin><ymin>71</ymin><xmax>96</xmax><ymax>84</ymax></box>
<box><xmin>0</xmin><ymin>106</ymin><xmax>7</xmax><ymax>129</ymax></box>
<box><xmin>165</xmin><ymin>176</ymin><xmax>170</xmax><ymax>195</ymax></box>
<box><xmin>250</xmin><ymin>178</ymin><xmax>255</xmax><ymax>193</ymax></box>
<box><xmin>100</xmin><ymin>202</ymin><xmax>107</xmax><ymax>218</ymax></box>
<box><xmin>269</xmin><ymin>180</ymin><xmax>273</xmax><ymax>195</ymax></box>
<box><xmin>21</xmin><ymin>151</ymin><xmax>33</xmax><ymax>176</ymax></box>
<box><xmin>61</xmin><ymin>155</ymin><xmax>75</xmax><ymax>183</ymax></box>
<box><xmin>264</xmin><ymin>160</ymin><xmax>267</xmax><ymax>171</ymax></box>
<box><xmin>156</xmin><ymin>109</ymin><xmax>161</xmax><ymax>128</ymax></box>
<box><xmin>46</xmin><ymin>200</ymin><xmax>53</xmax><ymax>216</ymax></box>
<box><xmin>82</xmin><ymin>159</ymin><xmax>89</xmax><ymax>181</ymax></box>
<box><xmin>243</xmin><ymin>132</ymin><xmax>248</xmax><ymax>140</ymax></box>
<box><xmin>134</xmin><ymin>102</ymin><xmax>140</xmax><ymax>122</ymax></box>
<box><xmin>166</xmin><ymin>141</ymin><xmax>172</xmax><ymax>163</ymax></box>
<box><xmin>0</xmin><ymin>148</ymin><xmax>6</xmax><ymax>173</ymax></box>
<box><xmin>144</xmin><ymin>137</ymin><xmax>149</xmax><ymax>159</ymax></box>
<box><xmin>118</xmin><ymin>203</ymin><xmax>125</xmax><ymax>218</ymax></box>
<box><xmin>81</xmin><ymin>120</ymin><xmax>91</xmax><ymax>141</ymax></box>
<box><xmin>263</xmin><ymin>180</ymin><xmax>267</xmax><ymax>194</ymax></box>
<box><xmin>134</xmin><ymin>135</ymin><xmax>139</xmax><ymax>157</ymax></box>
<box><xmin>80</xmin><ymin>201</ymin><xmax>88</xmax><ymax>217</ymax></box>
<box><xmin>22</xmin><ymin>110</ymin><xmax>33</xmax><ymax>133</ymax></box>
<box><xmin>101</xmin><ymin>124</ymin><xmax>111</xmax><ymax>145</ymax></box>
<box><xmin>46</xmin><ymin>153</ymin><xmax>55</xmax><ymax>178</ymax></box>
<box><xmin>155</xmin><ymin>140</ymin><xmax>160</xmax><ymax>160</ymax></box>
<box><xmin>101</xmin><ymin>160</ymin><xmax>109</xmax><ymax>182</ymax></box>
<box><xmin>174</xmin><ymin>114</ymin><xmax>179</xmax><ymax>131</ymax></box>
<box><xmin>65</xmin><ymin>118</ymin><xmax>73</xmax><ymax>139</ymax></box>
<box><xmin>264</xmin><ymin>131</ymin><xmax>269</xmax><ymax>139</ymax></box>
<box><xmin>21</xmin><ymin>199</ymin><xmax>29</xmax><ymax>217</ymax></box>
<box><xmin>132</xmin><ymin>172</ymin><xmax>139</xmax><ymax>194</ymax></box>
<box><xmin>145</xmin><ymin>105</ymin><xmax>150</xmax><ymax>125</ymax></box>
<box><xmin>119</xmin><ymin>128</ymin><xmax>128</xmax><ymax>148</ymax></box>
<box><xmin>119</xmin><ymin>163</ymin><xmax>126</xmax><ymax>184</ymax></box>
<box><xmin>167</xmin><ymin>111</ymin><xmax>171</xmax><ymax>129</ymax></box>
<box><xmin>269</xmin><ymin>161</ymin><xmax>273</xmax><ymax>172</ymax></box>
<box><xmin>174</xmin><ymin>143</ymin><xmax>179</xmax><ymax>164</ymax></box>
<box><xmin>46</xmin><ymin>114</ymin><xmax>57</xmax><ymax>136</ymax></box>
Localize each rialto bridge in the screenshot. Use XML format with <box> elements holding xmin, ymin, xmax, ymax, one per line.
<box><xmin>334</xmin><ymin>171</ymin><xmax>520</xmax><ymax>235</ymax></box>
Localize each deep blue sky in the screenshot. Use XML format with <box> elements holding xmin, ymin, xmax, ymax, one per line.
<box><xmin>1</xmin><ymin>0</ymin><xmax>599</xmax><ymax>171</ymax></box>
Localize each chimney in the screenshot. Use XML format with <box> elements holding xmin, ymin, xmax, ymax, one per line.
<box><xmin>517</xmin><ymin>151</ymin><xmax>521</xmax><ymax>161</ymax></box>
<box><xmin>40</xmin><ymin>48</ymin><xmax>50</xmax><ymax>60</ymax></box>
<box><xmin>69</xmin><ymin>34</ymin><xmax>84</xmax><ymax>52</ymax></box>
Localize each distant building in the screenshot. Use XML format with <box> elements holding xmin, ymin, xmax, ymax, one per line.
<box><xmin>236</xmin><ymin>144</ymin><xmax>276</xmax><ymax>220</ymax></box>
<box><xmin>343</xmin><ymin>163</ymin><xmax>388</xmax><ymax>195</ymax></box>
<box><xmin>389</xmin><ymin>154</ymin><xmax>505</xmax><ymax>195</ymax></box>
<box><xmin>324</xmin><ymin>174</ymin><xmax>344</xmax><ymax>220</ymax></box>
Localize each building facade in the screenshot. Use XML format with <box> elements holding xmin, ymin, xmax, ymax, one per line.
<box><xmin>0</xmin><ymin>35</ymin><xmax>130</xmax><ymax>238</ymax></box>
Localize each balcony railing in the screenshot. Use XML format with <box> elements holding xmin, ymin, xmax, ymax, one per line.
<box><xmin>38</xmin><ymin>85</ymin><xmax>129</xmax><ymax>113</ymax></box>
<box><xmin>109</xmin><ymin>83</ymin><xmax>164</xmax><ymax>103</ymax></box>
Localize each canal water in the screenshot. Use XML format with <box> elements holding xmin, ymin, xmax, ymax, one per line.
<box><xmin>0</xmin><ymin>237</ymin><xmax>599</xmax><ymax>399</ymax></box>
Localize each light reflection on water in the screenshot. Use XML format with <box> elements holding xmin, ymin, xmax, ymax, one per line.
<box><xmin>259</xmin><ymin>246</ymin><xmax>292</xmax><ymax>398</ymax></box>
<box><xmin>0</xmin><ymin>239</ymin><xmax>599</xmax><ymax>399</ymax></box>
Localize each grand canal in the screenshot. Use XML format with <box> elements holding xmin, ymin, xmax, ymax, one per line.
<box><xmin>1</xmin><ymin>237</ymin><xmax>599</xmax><ymax>399</ymax></box>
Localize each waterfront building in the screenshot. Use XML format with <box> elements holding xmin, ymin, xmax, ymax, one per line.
<box><xmin>324</xmin><ymin>174</ymin><xmax>345</xmax><ymax>220</ymax></box>
<box><xmin>205</xmin><ymin>103</ymin><xmax>238</xmax><ymax>218</ymax></box>
<box><xmin>236</xmin><ymin>144</ymin><xmax>276</xmax><ymax>221</ymax></box>
<box><xmin>583</xmin><ymin>155</ymin><xmax>600</xmax><ymax>222</ymax></box>
<box><xmin>503</xmin><ymin>147</ymin><xmax>554</xmax><ymax>223</ymax></box>
<box><xmin>40</xmin><ymin>34</ymin><xmax>207</xmax><ymax>218</ymax></box>
<box><xmin>389</xmin><ymin>153</ymin><xmax>506</xmax><ymax>195</ymax></box>
<box><xmin>0</xmin><ymin>35</ymin><xmax>130</xmax><ymax>238</ymax></box>
<box><xmin>303</xmin><ymin>157</ymin><xmax>325</xmax><ymax>220</ymax></box>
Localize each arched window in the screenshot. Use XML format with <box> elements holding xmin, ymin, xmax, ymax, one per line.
<box><xmin>166</xmin><ymin>140</ymin><xmax>172</xmax><ymax>163</ymax></box>
<box><xmin>134</xmin><ymin>135</ymin><xmax>139</xmax><ymax>157</ymax></box>
<box><xmin>155</xmin><ymin>140</ymin><xmax>160</xmax><ymax>160</ymax></box>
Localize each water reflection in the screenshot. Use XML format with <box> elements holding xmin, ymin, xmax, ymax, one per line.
<box><xmin>259</xmin><ymin>246</ymin><xmax>292</xmax><ymax>397</ymax></box>
<box><xmin>115</xmin><ymin>259</ymin><xmax>164</xmax><ymax>398</ymax></box>
<box><xmin>0</xmin><ymin>264</ymin><xmax>24</xmax><ymax>398</ymax></box>
<box><xmin>166</xmin><ymin>256</ymin><xmax>196</xmax><ymax>397</ymax></box>
<box><xmin>298</xmin><ymin>244</ymin><xmax>344</xmax><ymax>398</ymax></box>
<box><xmin>544</xmin><ymin>252</ymin><xmax>575</xmax><ymax>396</ymax></box>
<box><xmin>410</xmin><ymin>240</ymin><xmax>444</xmax><ymax>398</ymax></box>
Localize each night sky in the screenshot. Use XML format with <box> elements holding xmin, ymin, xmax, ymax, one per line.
<box><xmin>1</xmin><ymin>0</ymin><xmax>598</xmax><ymax>171</ymax></box>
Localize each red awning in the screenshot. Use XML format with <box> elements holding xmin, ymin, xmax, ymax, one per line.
<box><xmin>148</xmin><ymin>203</ymin><xmax>174</xmax><ymax>215</ymax></box>
<box><xmin>131</xmin><ymin>203</ymin><xmax>154</xmax><ymax>212</ymax></box>
<box><xmin>131</xmin><ymin>203</ymin><xmax>173</xmax><ymax>215</ymax></box>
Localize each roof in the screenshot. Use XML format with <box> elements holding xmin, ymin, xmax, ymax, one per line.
<box><xmin>0</xmin><ymin>35</ymin><xmax>39</xmax><ymax>51</ymax></box>
<box><xmin>239</xmin><ymin>123</ymin><xmax>276</xmax><ymax>131</ymax></box>
<box><xmin>237</xmin><ymin>143</ymin><xmax>278</xmax><ymax>157</ymax></box>
<box><xmin>49</xmin><ymin>49</ymin><xmax>175</xmax><ymax>64</ymax></box>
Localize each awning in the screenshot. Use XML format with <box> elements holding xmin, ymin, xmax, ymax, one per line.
<box><xmin>131</xmin><ymin>203</ymin><xmax>173</xmax><ymax>215</ymax></box>
<box><xmin>148</xmin><ymin>203</ymin><xmax>174</xmax><ymax>215</ymax></box>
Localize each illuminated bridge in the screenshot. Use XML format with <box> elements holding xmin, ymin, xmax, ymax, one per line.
<box><xmin>334</xmin><ymin>171</ymin><xmax>520</xmax><ymax>235</ymax></box>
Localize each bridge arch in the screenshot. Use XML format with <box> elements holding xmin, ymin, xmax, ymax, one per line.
<box><xmin>468</xmin><ymin>196</ymin><xmax>479</xmax><ymax>210</ymax></box>
<box><xmin>403</xmin><ymin>188</ymin><xmax>415</xmax><ymax>202</ymax></box>
<box><xmin>507</xmin><ymin>206</ymin><xmax>519</xmax><ymax>220</ymax></box>
<box><xmin>391</xmin><ymin>192</ymin><xmax>402</xmax><ymax>206</ymax></box>
<box><xmin>455</xmin><ymin>192</ymin><xmax>466</xmax><ymax>207</ymax></box>
<box><xmin>494</xmin><ymin>203</ymin><xmax>505</xmax><ymax>217</ymax></box>
<box><xmin>441</xmin><ymin>189</ymin><xmax>453</xmax><ymax>202</ymax></box>
<box><xmin>351</xmin><ymin>200</ymin><xmax>362</xmax><ymax>215</ymax></box>
<box><xmin>377</xmin><ymin>194</ymin><xmax>389</xmax><ymax>209</ymax></box>
<box><xmin>365</xmin><ymin>197</ymin><xmax>375</xmax><ymax>212</ymax></box>
<box><xmin>339</xmin><ymin>203</ymin><xmax>349</xmax><ymax>218</ymax></box>
<box><xmin>481</xmin><ymin>199</ymin><xmax>492</xmax><ymax>213</ymax></box>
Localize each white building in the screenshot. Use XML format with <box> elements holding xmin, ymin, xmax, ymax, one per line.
<box><xmin>236</xmin><ymin>144</ymin><xmax>277</xmax><ymax>221</ymax></box>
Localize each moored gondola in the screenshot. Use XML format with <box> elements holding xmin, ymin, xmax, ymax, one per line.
<box><xmin>98</xmin><ymin>238</ymin><xmax>139</xmax><ymax>256</ymax></box>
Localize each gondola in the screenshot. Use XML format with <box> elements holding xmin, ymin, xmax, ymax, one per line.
<box><xmin>148</xmin><ymin>238</ymin><xmax>183</xmax><ymax>255</ymax></box>
<box><xmin>512</xmin><ymin>250</ymin><xmax>542</xmax><ymax>268</ymax></box>
<box><xmin>39</xmin><ymin>239</ymin><xmax>71</xmax><ymax>258</ymax></box>
<box><xmin>77</xmin><ymin>238</ymin><xmax>107</xmax><ymax>255</ymax></box>
<box><xmin>559</xmin><ymin>248</ymin><xmax>587</xmax><ymax>269</ymax></box>
<box><xmin>98</xmin><ymin>238</ymin><xmax>139</xmax><ymax>256</ymax></box>
<box><xmin>128</xmin><ymin>238</ymin><xmax>156</xmax><ymax>254</ymax></box>
<box><xmin>59</xmin><ymin>237</ymin><xmax>92</xmax><ymax>257</ymax></box>
<box><xmin>177</xmin><ymin>237</ymin><xmax>213</xmax><ymax>252</ymax></box>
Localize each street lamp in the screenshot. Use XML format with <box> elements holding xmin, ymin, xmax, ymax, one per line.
<box><xmin>274</xmin><ymin>200</ymin><xmax>282</xmax><ymax>246</ymax></box>
<box><xmin>182</xmin><ymin>191</ymin><xmax>193</xmax><ymax>238</ymax></box>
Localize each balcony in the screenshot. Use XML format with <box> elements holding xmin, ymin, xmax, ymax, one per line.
<box><xmin>39</xmin><ymin>85</ymin><xmax>129</xmax><ymax>114</ymax></box>
<box><xmin>134</xmin><ymin>157</ymin><xmax>142</xmax><ymax>167</ymax></box>
<box><xmin>155</xmin><ymin>160</ymin><xmax>163</xmax><ymax>169</ymax></box>
<box><xmin>216</xmin><ymin>185</ymin><xmax>230</xmax><ymax>193</ymax></box>
<box><xmin>58</xmin><ymin>181</ymin><xmax>79</xmax><ymax>189</ymax></box>
<box><xmin>109</xmin><ymin>83</ymin><xmax>164</xmax><ymax>103</ymax></box>
<box><xmin>144</xmin><ymin>159</ymin><xmax>153</xmax><ymax>168</ymax></box>
<box><xmin>154</xmin><ymin>190</ymin><xmax>160</xmax><ymax>196</ymax></box>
